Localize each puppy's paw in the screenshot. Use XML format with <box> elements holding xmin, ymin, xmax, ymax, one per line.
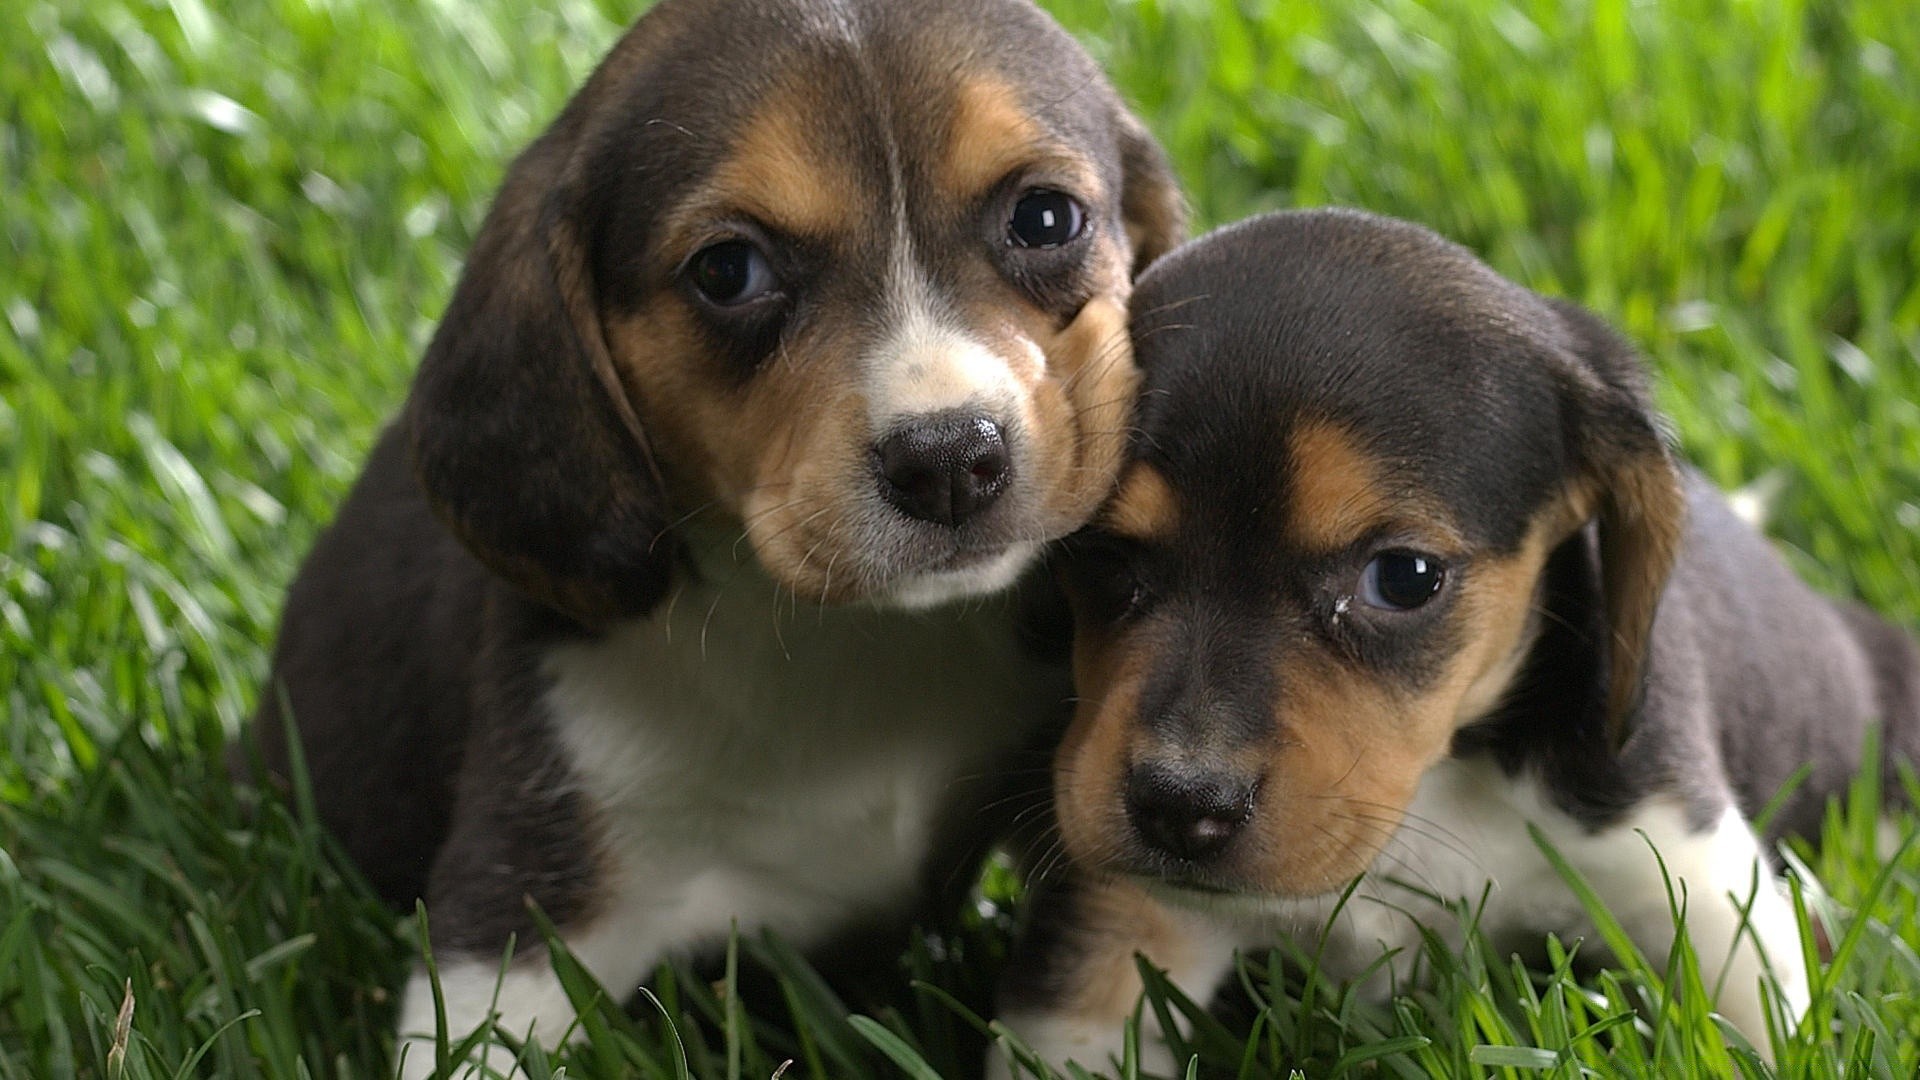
<box><xmin>987</xmin><ymin>1011</ymin><xmax>1178</xmax><ymax>1080</ymax></box>
<box><xmin>393</xmin><ymin>1039</ymin><xmax>529</xmax><ymax>1080</ymax></box>
<box><xmin>394</xmin><ymin>960</ymin><xmax>580</xmax><ymax>1080</ymax></box>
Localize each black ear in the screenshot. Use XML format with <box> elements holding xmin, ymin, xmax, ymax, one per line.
<box><xmin>407</xmin><ymin>128</ymin><xmax>675</xmax><ymax>627</ymax></box>
<box><xmin>1548</xmin><ymin>298</ymin><xmax>1687</xmax><ymax>751</ymax></box>
<box><xmin>1115</xmin><ymin>110</ymin><xmax>1186</xmax><ymax>276</ymax></box>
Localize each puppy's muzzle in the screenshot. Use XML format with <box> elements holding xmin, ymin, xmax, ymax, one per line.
<box><xmin>873</xmin><ymin>411</ymin><xmax>1013</xmax><ymax>528</ymax></box>
<box><xmin>1124</xmin><ymin>762</ymin><xmax>1258</xmax><ymax>865</ymax></box>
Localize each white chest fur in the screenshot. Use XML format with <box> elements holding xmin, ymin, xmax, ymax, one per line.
<box><xmin>542</xmin><ymin>558</ymin><xmax>1064</xmax><ymax>961</ymax></box>
<box><xmin>398</xmin><ymin>559</ymin><xmax>1068</xmax><ymax>1073</ymax></box>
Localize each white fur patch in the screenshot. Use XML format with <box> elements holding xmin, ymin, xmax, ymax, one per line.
<box><xmin>867</xmin><ymin>254</ymin><xmax>1036</xmax><ymax>432</ymax></box>
<box><xmin>405</xmin><ymin>551</ymin><xmax>1068</xmax><ymax>1062</ymax></box>
<box><xmin>881</xmin><ymin>542</ymin><xmax>1038</xmax><ymax>610</ymax></box>
<box><xmin>987</xmin><ymin>1012</ymin><xmax>1171</xmax><ymax>1080</ymax></box>
<box><xmin>395</xmin><ymin>960</ymin><xmax>575</xmax><ymax>1080</ymax></box>
<box><xmin>1726</xmin><ymin>471</ymin><xmax>1785</xmax><ymax>529</ymax></box>
<box><xmin>1876</xmin><ymin>816</ymin><xmax>1910</xmax><ymax>862</ymax></box>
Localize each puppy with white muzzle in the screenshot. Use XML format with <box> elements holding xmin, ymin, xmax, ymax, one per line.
<box><xmin>242</xmin><ymin>0</ymin><xmax>1185</xmax><ymax>1071</ymax></box>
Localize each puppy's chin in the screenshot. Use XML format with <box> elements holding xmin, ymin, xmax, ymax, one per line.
<box><xmin>871</xmin><ymin>542</ymin><xmax>1039</xmax><ymax>611</ymax></box>
<box><xmin>1134</xmin><ymin>872</ymin><xmax>1360</xmax><ymax>922</ymax></box>
<box><xmin>1137</xmin><ymin>877</ymin><xmax>1292</xmax><ymax>918</ymax></box>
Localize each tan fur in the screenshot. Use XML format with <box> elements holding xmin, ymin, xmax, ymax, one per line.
<box><xmin>941</xmin><ymin>76</ymin><xmax>1043</xmax><ymax>200</ymax></box>
<box><xmin>1022</xmin><ymin>291</ymin><xmax>1141</xmax><ymax>529</ymax></box>
<box><xmin>1056</xmin><ymin>621</ymin><xmax>1152</xmax><ymax>867</ymax></box>
<box><xmin>608</xmin><ymin>293</ymin><xmax>1138</xmax><ymax>605</ymax></box>
<box><xmin>1234</xmin><ymin>514</ymin><xmax>1567</xmax><ymax>894</ymax></box>
<box><xmin>587</xmin><ymin>62</ymin><xmax>1163</xmax><ymax>604</ymax></box>
<box><xmin>603</xmin><ymin>297</ymin><xmax>879</xmax><ymax>600</ymax></box>
<box><xmin>1595</xmin><ymin>451</ymin><xmax>1686</xmax><ymax>746</ymax></box>
<box><xmin>1284</xmin><ymin>421</ymin><xmax>1383</xmax><ymax>551</ymax></box>
<box><xmin>1056</xmin><ymin>495</ymin><xmax>1579</xmax><ymax>898</ymax></box>
<box><xmin>1101</xmin><ymin>464</ymin><xmax>1180</xmax><ymax>541</ymax></box>
<box><xmin>1114</xmin><ymin>112</ymin><xmax>1187</xmax><ymax>274</ymax></box>
<box><xmin>1283</xmin><ymin>420</ymin><xmax>1457</xmax><ymax>553</ymax></box>
<box><xmin>694</xmin><ymin>88</ymin><xmax>852</xmax><ymax>241</ymax></box>
<box><xmin>1061</xmin><ymin>878</ymin><xmax>1200</xmax><ymax>1018</ymax></box>
<box><xmin>1282</xmin><ymin>420</ymin><xmax>1459</xmax><ymax>553</ymax></box>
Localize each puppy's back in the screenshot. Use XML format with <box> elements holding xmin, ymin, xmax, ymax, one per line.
<box><xmin>1661</xmin><ymin>471</ymin><xmax>1920</xmax><ymax>840</ymax></box>
<box><xmin>1837</xmin><ymin>599</ymin><xmax>1920</xmax><ymax>804</ymax></box>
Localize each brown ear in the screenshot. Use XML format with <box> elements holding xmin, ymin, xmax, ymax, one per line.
<box><xmin>1593</xmin><ymin>439</ymin><xmax>1685</xmax><ymax>748</ymax></box>
<box><xmin>1115</xmin><ymin>110</ymin><xmax>1186</xmax><ymax>276</ymax></box>
<box><xmin>407</xmin><ymin>130</ymin><xmax>674</xmax><ymax>627</ymax></box>
<box><xmin>1549</xmin><ymin>299</ymin><xmax>1687</xmax><ymax>751</ymax></box>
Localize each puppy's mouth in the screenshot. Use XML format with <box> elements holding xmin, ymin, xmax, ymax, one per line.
<box><xmin>1144</xmin><ymin>874</ymin><xmax>1236</xmax><ymax>899</ymax></box>
<box><xmin>875</xmin><ymin>539</ymin><xmax>1040</xmax><ymax>610</ymax></box>
<box><xmin>1131</xmin><ymin>873</ymin><xmax>1296</xmax><ymax>921</ymax></box>
<box><xmin>1113</xmin><ymin>845</ymin><xmax>1253</xmax><ymax>897</ymax></box>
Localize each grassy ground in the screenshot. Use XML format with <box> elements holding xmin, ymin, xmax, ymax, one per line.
<box><xmin>3</xmin><ymin>0</ymin><xmax>1917</xmax><ymax>1076</ymax></box>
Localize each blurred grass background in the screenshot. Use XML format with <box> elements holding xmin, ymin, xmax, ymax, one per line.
<box><xmin>2</xmin><ymin>0</ymin><xmax>1916</xmax><ymax>1076</ymax></box>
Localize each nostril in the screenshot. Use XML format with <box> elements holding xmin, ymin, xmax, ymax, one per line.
<box><xmin>1124</xmin><ymin>764</ymin><xmax>1256</xmax><ymax>864</ymax></box>
<box><xmin>874</xmin><ymin>412</ymin><xmax>1012</xmax><ymax>527</ymax></box>
<box><xmin>961</xmin><ymin>421</ymin><xmax>1011</xmax><ymax>491</ymax></box>
<box><xmin>1186</xmin><ymin>813</ymin><xmax>1240</xmax><ymax>850</ymax></box>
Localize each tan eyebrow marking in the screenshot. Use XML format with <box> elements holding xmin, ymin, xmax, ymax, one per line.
<box><xmin>695</xmin><ymin>89</ymin><xmax>849</xmax><ymax>239</ymax></box>
<box><xmin>940</xmin><ymin>73</ymin><xmax>1103</xmax><ymax>204</ymax></box>
<box><xmin>1101</xmin><ymin>462</ymin><xmax>1179</xmax><ymax>541</ymax></box>
<box><xmin>1285</xmin><ymin>419</ymin><xmax>1396</xmax><ymax>552</ymax></box>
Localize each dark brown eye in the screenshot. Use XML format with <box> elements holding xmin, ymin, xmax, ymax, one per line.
<box><xmin>1008</xmin><ymin>189</ymin><xmax>1085</xmax><ymax>249</ymax></box>
<box><xmin>1358</xmin><ymin>551</ymin><xmax>1445</xmax><ymax>610</ymax></box>
<box><xmin>1062</xmin><ymin>538</ymin><xmax>1149</xmax><ymax>623</ymax></box>
<box><xmin>688</xmin><ymin>240</ymin><xmax>778</xmax><ymax>306</ymax></box>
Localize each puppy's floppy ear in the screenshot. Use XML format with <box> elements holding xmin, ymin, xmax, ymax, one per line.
<box><xmin>1115</xmin><ymin>110</ymin><xmax>1186</xmax><ymax>276</ymax></box>
<box><xmin>407</xmin><ymin>127</ymin><xmax>675</xmax><ymax>627</ymax></box>
<box><xmin>1548</xmin><ymin>298</ymin><xmax>1686</xmax><ymax>751</ymax></box>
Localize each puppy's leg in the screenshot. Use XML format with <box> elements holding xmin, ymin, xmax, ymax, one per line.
<box><xmin>1573</xmin><ymin>801</ymin><xmax>1808</xmax><ymax>1053</ymax></box>
<box><xmin>392</xmin><ymin>779</ymin><xmax>666</xmax><ymax>1080</ymax></box>
<box><xmin>395</xmin><ymin>957</ymin><xmax>585</xmax><ymax>1080</ymax></box>
<box><xmin>394</xmin><ymin>913</ymin><xmax>666</xmax><ymax>1080</ymax></box>
<box><xmin>992</xmin><ymin>874</ymin><xmax>1241</xmax><ymax>1080</ymax></box>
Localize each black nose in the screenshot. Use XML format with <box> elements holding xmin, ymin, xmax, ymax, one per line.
<box><xmin>874</xmin><ymin>413</ymin><xmax>1012</xmax><ymax>527</ymax></box>
<box><xmin>1125</xmin><ymin>764</ymin><xmax>1256</xmax><ymax>863</ymax></box>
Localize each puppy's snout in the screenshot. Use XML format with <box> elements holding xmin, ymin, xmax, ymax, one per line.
<box><xmin>874</xmin><ymin>412</ymin><xmax>1012</xmax><ymax>527</ymax></box>
<box><xmin>1124</xmin><ymin>763</ymin><xmax>1257</xmax><ymax>863</ymax></box>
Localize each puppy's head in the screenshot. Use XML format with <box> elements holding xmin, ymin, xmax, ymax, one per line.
<box><xmin>407</xmin><ymin>0</ymin><xmax>1186</xmax><ymax>624</ymax></box>
<box><xmin>1053</xmin><ymin>209</ymin><xmax>1684</xmax><ymax>900</ymax></box>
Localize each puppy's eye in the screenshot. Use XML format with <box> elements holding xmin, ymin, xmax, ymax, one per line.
<box><xmin>1357</xmin><ymin>551</ymin><xmax>1445</xmax><ymax>611</ymax></box>
<box><xmin>1061</xmin><ymin>539</ymin><xmax>1149</xmax><ymax>623</ymax></box>
<box><xmin>1008</xmin><ymin>189</ymin><xmax>1085</xmax><ymax>249</ymax></box>
<box><xmin>688</xmin><ymin>240</ymin><xmax>779</xmax><ymax>307</ymax></box>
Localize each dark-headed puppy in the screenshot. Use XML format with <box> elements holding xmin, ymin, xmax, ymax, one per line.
<box><xmin>244</xmin><ymin>0</ymin><xmax>1184</xmax><ymax>1070</ymax></box>
<box><xmin>993</xmin><ymin>209</ymin><xmax>1920</xmax><ymax>1075</ymax></box>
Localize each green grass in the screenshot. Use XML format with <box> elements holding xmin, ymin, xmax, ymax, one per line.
<box><xmin>3</xmin><ymin>0</ymin><xmax>1917</xmax><ymax>1076</ymax></box>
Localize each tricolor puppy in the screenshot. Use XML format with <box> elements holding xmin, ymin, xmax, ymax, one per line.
<box><xmin>245</xmin><ymin>0</ymin><xmax>1183</xmax><ymax>1070</ymax></box>
<box><xmin>993</xmin><ymin>209</ymin><xmax>1920</xmax><ymax>1075</ymax></box>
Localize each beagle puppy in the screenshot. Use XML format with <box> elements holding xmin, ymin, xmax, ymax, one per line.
<box><xmin>993</xmin><ymin>209</ymin><xmax>1920</xmax><ymax>1076</ymax></box>
<box><xmin>244</xmin><ymin>0</ymin><xmax>1183</xmax><ymax>1070</ymax></box>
